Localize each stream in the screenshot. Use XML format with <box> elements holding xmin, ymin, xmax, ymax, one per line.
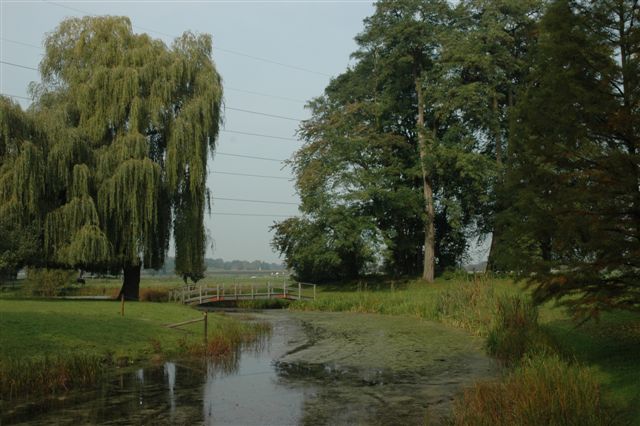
<box><xmin>1</xmin><ymin>310</ymin><xmax>497</xmax><ymax>425</ymax></box>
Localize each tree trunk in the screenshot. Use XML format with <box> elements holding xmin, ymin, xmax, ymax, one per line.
<box><xmin>119</xmin><ymin>263</ymin><xmax>141</xmax><ymax>300</ymax></box>
<box><xmin>415</xmin><ymin>76</ymin><xmax>435</xmax><ymax>283</ymax></box>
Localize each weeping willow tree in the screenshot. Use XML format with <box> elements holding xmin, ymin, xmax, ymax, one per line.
<box><xmin>5</xmin><ymin>16</ymin><xmax>222</xmax><ymax>299</ymax></box>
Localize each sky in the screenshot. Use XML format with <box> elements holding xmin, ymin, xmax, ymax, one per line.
<box><xmin>0</xmin><ymin>0</ymin><xmax>376</xmax><ymax>263</ymax></box>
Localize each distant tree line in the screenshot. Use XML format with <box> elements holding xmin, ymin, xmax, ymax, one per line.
<box><xmin>152</xmin><ymin>257</ymin><xmax>284</xmax><ymax>274</ymax></box>
<box><xmin>271</xmin><ymin>0</ymin><xmax>639</xmax><ymax>317</ymax></box>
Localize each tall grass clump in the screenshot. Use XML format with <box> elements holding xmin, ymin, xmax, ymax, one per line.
<box><xmin>434</xmin><ymin>277</ymin><xmax>496</xmax><ymax>335</ymax></box>
<box><xmin>451</xmin><ymin>354</ymin><xmax>612</xmax><ymax>426</ymax></box>
<box><xmin>0</xmin><ymin>354</ymin><xmax>107</xmax><ymax>401</ymax></box>
<box><xmin>182</xmin><ymin>320</ymin><xmax>272</xmax><ymax>362</ymax></box>
<box><xmin>486</xmin><ymin>295</ymin><xmax>555</xmax><ymax>365</ymax></box>
<box><xmin>139</xmin><ymin>287</ymin><xmax>169</xmax><ymax>302</ymax></box>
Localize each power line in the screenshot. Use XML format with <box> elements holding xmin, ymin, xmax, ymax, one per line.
<box><xmin>1</xmin><ymin>93</ymin><xmax>32</xmax><ymax>101</ymax></box>
<box><xmin>221</xmin><ymin>129</ymin><xmax>298</xmax><ymax>142</ymax></box>
<box><xmin>0</xmin><ymin>37</ymin><xmax>43</xmax><ymax>52</ymax></box>
<box><xmin>225</xmin><ymin>106</ymin><xmax>303</xmax><ymax>122</ymax></box>
<box><xmin>1</xmin><ymin>38</ymin><xmax>308</xmax><ymax>105</ymax></box>
<box><xmin>226</xmin><ymin>87</ymin><xmax>305</xmax><ymax>104</ymax></box>
<box><xmin>0</xmin><ymin>62</ymin><xmax>305</xmax><ymax>122</ymax></box>
<box><xmin>211</xmin><ymin>212</ymin><xmax>295</xmax><ymax>218</ymax></box>
<box><xmin>0</xmin><ymin>93</ymin><xmax>300</xmax><ymax>144</ymax></box>
<box><xmin>0</xmin><ymin>60</ymin><xmax>38</xmax><ymax>72</ymax></box>
<box><xmin>42</xmin><ymin>0</ymin><xmax>332</xmax><ymax>77</ymax></box>
<box><xmin>212</xmin><ymin>171</ymin><xmax>292</xmax><ymax>180</ymax></box>
<box><xmin>212</xmin><ymin>196</ymin><xmax>297</xmax><ymax>206</ymax></box>
<box><xmin>216</xmin><ymin>152</ymin><xmax>284</xmax><ymax>162</ymax></box>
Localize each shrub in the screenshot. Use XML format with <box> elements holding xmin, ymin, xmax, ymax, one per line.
<box><xmin>24</xmin><ymin>268</ymin><xmax>76</xmax><ymax>297</ymax></box>
<box><xmin>452</xmin><ymin>354</ymin><xmax>612</xmax><ymax>426</ymax></box>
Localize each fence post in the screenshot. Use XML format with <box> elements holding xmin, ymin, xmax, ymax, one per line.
<box><xmin>284</xmin><ymin>282</ymin><xmax>287</xmax><ymax>298</ymax></box>
<box><xmin>199</xmin><ymin>285</ymin><xmax>202</xmax><ymax>304</ymax></box>
<box><xmin>203</xmin><ymin>311</ymin><xmax>208</xmax><ymax>344</ymax></box>
<box><xmin>121</xmin><ymin>294</ymin><xmax>125</xmax><ymax>316</ymax></box>
<box><xmin>298</xmin><ymin>282</ymin><xmax>302</xmax><ymax>300</ymax></box>
<box><xmin>216</xmin><ymin>284</ymin><xmax>220</xmax><ymax>300</ymax></box>
<box><xmin>234</xmin><ymin>283</ymin><xmax>238</xmax><ymax>300</ymax></box>
<box><xmin>313</xmin><ymin>284</ymin><xmax>316</xmax><ymax>300</ymax></box>
<box><xmin>251</xmin><ymin>283</ymin><xmax>254</xmax><ymax>299</ymax></box>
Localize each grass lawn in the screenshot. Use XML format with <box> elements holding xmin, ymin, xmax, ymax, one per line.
<box><xmin>0</xmin><ymin>299</ymin><xmax>222</xmax><ymax>360</ymax></box>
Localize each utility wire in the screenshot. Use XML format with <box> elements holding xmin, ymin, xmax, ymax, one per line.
<box><xmin>42</xmin><ymin>0</ymin><xmax>332</xmax><ymax>77</ymax></box>
<box><xmin>225</xmin><ymin>106</ymin><xmax>302</xmax><ymax>122</ymax></box>
<box><xmin>221</xmin><ymin>129</ymin><xmax>298</xmax><ymax>142</ymax></box>
<box><xmin>0</xmin><ymin>60</ymin><xmax>38</xmax><ymax>71</ymax></box>
<box><xmin>0</xmin><ymin>94</ymin><xmax>301</xmax><ymax>147</ymax></box>
<box><xmin>216</xmin><ymin>152</ymin><xmax>284</xmax><ymax>163</ymax></box>
<box><xmin>1</xmin><ymin>93</ymin><xmax>32</xmax><ymax>101</ymax></box>
<box><xmin>0</xmin><ymin>37</ymin><xmax>44</xmax><ymax>52</ymax></box>
<box><xmin>1</xmin><ymin>38</ymin><xmax>308</xmax><ymax>104</ymax></box>
<box><xmin>0</xmin><ymin>61</ymin><xmax>304</xmax><ymax>121</ymax></box>
<box><xmin>226</xmin><ymin>86</ymin><xmax>305</xmax><ymax>104</ymax></box>
<box><xmin>212</xmin><ymin>171</ymin><xmax>292</xmax><ymax>181</ymax></box>
<box><xmin>211</xmin><ymin>212</ymin><xmax>295</xmax><ymax>218</ymax></box>
<box><xmin>212</xmin><ymin>196</ymin><xmax>297</xmax><ymax>206</ymax></box>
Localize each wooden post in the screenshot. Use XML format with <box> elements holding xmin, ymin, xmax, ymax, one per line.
<box><xmin>181</xmin><ymin>287</ymin><xmax>185</xmax><ymax>304</ymax></box>
<box><xmin>298</xmin><ymin>282</ymin><xmax>302</xmax><ymax>300</ymax></box>
<box><xmin>120</xmin><ymin>294</ymin><xmax>125</xmax><ymax>316</ymax></box>
<box><xmin>234</xmin><ymin>283</ymin><xmax>238</xmax><ymax>300</ymax></box>
<box><xmin>216</xmin><ymin>284</ymin><xmax>220</xmax><ymax>300</ymax></box>
<box><xmin>284</xmin><ymin>282</ymin><xmax>287</xmax><ymax>298</ymax></box>
<box><xmin>268</xmin><ymin>283</ymin><xmax>271</xmax><ymax>299</ymax></box>
<box><xmin>203</xmin><ymin>311</ymin><xmax>208</xmax><ymax>344</ymax></box>
<box><xmin>199</xmin><ymin>285</ymin><xmax>202</xmax><ymax>304</ymax></box>
<box><xmin>313</xmin><ymin>284</ymin><xmax>316</xmax><ymax>300</ymax></box>
<box><xmin>251</xmin><ymin>283</ymin><xmax>255</xmax><ymax>299</ymax></box>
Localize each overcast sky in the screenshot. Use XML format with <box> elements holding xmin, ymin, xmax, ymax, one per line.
<box><xmin>0</xmin><ymin>0</ymin><xmax>376</xmax><ymax>263</ymax></box>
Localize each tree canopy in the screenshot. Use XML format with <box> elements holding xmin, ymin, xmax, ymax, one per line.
<box><xmin>0</xmin><ymin>16</ymin><xmax>223</xmax><ymax>298</ymax></box>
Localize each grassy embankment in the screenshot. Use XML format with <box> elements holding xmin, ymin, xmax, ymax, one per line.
<box><xmin>0</xmin><ymin>298</ymin><xmax>269</xmax><ymax>401</ymax></box>
<box><xmin>289</xmin><ymin>275</ymin><xmax>640</xmax><ymax>425</ymax></box>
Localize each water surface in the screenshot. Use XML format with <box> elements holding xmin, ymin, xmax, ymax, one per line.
<box><xmin>2</xmin><ymin>311</ymin><xmax>497</xmax><ymax>425</ymax></box>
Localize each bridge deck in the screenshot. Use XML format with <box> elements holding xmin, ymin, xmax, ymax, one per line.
<box><xmin>170</xmin><ymin>282</ymin><xmax>316</xmax><ymax>306</ymax></box>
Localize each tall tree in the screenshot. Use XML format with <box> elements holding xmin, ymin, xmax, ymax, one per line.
<box><xmin>351</xmin><ymin>0</ymin><xmax>453</xmax><ymax>282</ymax></box>
<box><xmin>273</xmin><ymin>0</ymin><xmax>494</xmax><ymax>281</ymax></box>
<box><xmin>499</xmin><ymin>0</ymin><xmax>640</xmax><ymax>317</ymax></box>
<box><xmin>440</xmin><ymin>0</ymin><xmax>542</xmax><ymax>270</ymax></box>
<box><xmin>1</xmin><ymin>17</ymin><xmax>223</xmax><ymax>299</ymax></box>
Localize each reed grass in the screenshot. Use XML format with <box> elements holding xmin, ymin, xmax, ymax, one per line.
<box><xmin>452</xmin><ymin>354</ymin><xmax>613</xmax><ymax>426</ymax></box>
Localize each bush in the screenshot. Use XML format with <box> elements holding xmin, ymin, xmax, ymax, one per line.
<box><xmin>485</xmin><ymin>294</ymin><xmax>556</xmax><ymax>365</ymax></box>
<box><xmin>24</xmin><ymin>268</ymin><xmax>76</xmax><ymax>297</ymax></box>
<box><xmin>452</xmin><ymin>354</ymin><xmax>612</xmax><ymax>426</ymax></box>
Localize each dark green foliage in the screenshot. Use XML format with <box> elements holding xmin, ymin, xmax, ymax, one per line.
<box><xmin>273</xmin><ymin>0</ymin><xmax>495</xmax><ymax>282</ymax></box>
<box><xmin>498</xmin><ymin>0</ymin><xmax>640</xmax><ymax>317</ymax></box>
<box><xmin>271</xmin><ymin>209</ymin><xmax>379</xmax><ymax>283</ymax></box>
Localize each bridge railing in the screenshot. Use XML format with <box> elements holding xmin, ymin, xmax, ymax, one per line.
<box><xmin>168</xmin><ymin>281</ymin><xmax>316</xmax><ymax>305</ymax></box>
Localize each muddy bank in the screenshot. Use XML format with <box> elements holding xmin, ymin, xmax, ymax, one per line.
<box><xmin>277</xmin><ymin>311</ymin><xmax>498</xmax><ymax>425</ymax></box>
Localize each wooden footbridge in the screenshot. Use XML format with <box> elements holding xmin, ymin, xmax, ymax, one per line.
<box><xmin>169</xmin><ymin>281</ymin><xmax>316</xmax><ymax>306</ymax></box>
